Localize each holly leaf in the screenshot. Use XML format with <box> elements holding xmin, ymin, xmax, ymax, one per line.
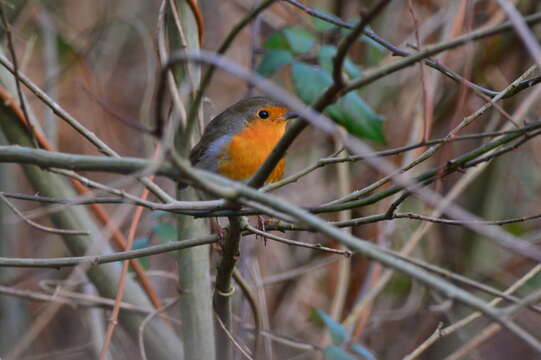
<box><xmin>283</xmin><ymin>27</ymin><xmax>316</xmax><ymax>54</ymax></box>
<box><xmin>351</xmin><ymin>344</ymin><xmax>377</xmax><ymax>360</ymax></box>
<box><xmin>324</xmin><ymin>346</ymin><xmax>357</xmax><ymax>360</ymax></box>
<box><xmin>257</xmin><ymin>50</ymin><xmax>294</xmax><ymax>77</ymax></box>
<box><xmin>336</xmin><ymin>92</ymin><xmax>385</xmax><ymax>144</ymax></box>
<box><xmin>313</xmin><ymin>310</ymin><xmax>348</xmax><ymax>346</ymax></box>
<box><xmin>291</xmin><ymin>62</ymin><xmax>385</xmax><ymax>142</ymax></box>
<box><xmin>291</xmin><ymin>62</ymin><xmax>331</xmax><ymax>104</ymax></box>
<box><xmin>263</xmin><ymin>31</ymin><xmax>290</xmax><ymax>50</ymax></box>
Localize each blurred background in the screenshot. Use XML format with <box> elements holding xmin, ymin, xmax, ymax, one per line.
<box><xmin>1</xmin><ymin>0</ymin><xmax>541</xmax><ymax>359</ymax></box>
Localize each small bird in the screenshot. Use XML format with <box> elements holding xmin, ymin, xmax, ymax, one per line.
<box><xmin>188</xmin><ymin>96</ymin><xmax>297</xmax><ymax>185</ymax></box>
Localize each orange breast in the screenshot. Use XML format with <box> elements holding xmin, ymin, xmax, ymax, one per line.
<box><xmin>217</xmin><ymin>119</ymin><xmax>286</xmax><ymax>183</ymax></box>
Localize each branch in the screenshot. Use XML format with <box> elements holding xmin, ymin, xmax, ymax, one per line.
<box><xmin>0</xmin><ymin>235</ymin><xmax>217</xmax><ymax>268</ymax></box>
<box><xmin>245</xmin><ymin>224</ymin><xmax>352</xmax><ymax>256</ymax></box>
<box><xmin>0</xmin><ymin>145</ymin><xmax>181</xmax><ymax>180</ymax></box>
<box><xmin>213</xmin><ymin>213</ymin><xmax>243</xmax><ymax>360</ymax></box>
<box><xmin>0</xmin><ymin>193</ymin><xmax>89</xmax><ymax>236</ymax></box>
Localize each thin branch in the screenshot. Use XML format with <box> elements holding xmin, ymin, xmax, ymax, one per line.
<box><xmin>233</xmin><ymin>269</ymin><xmax>262</xmax><ymax>360</ymax></box>
<box><xmin>138</xmin><ymin>298</ymin><xmax>181</xmax><ymax>360</ymax></box>
<box><xmin>395</xmin><ymin>212</ymin><xmax>541</xmax><ymax>226</ymax></box>
<box><xmin>100</xmin><ymin>183</ymin><xmax>154</xmax><ymax>359</ymax></box>
<box><xmin>331</xmin><ymin>0</ymin><xmax>393</xmax><ymax>87</ymax></box>
<box><xmin>0</xmin><ymin>284</ymin><xmax>150</xmax><ymax>314</ymax></box>
<box><xmin>0</xmin><ymin>193</ymin><xmax>89</xmax><ymax>236</ymax></box>
<box><xmin>245</xmin><ymin>224</ymin><xmax>352</xmax><ymax>256</ymax></box>
<box><xmin>215</xmin><ymin>310</ymin><xmax>254</xmax><ymax>360</ymax></box>
<box><xmin>0</xmin><ymin>234</ymin><xmax>217</xmax><ymax>268</ymax></box>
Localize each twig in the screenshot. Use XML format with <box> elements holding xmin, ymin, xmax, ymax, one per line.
<box><xmin>233</xmin><ymin>269</ymin><xmax>262</xmax><ymax>360</ymax></box>
<box><xmin>407</xmin><ymin>0</ymin><xmax>432</xmax><ymax>141</ymax></box>
<box><xmin>0</xmin><ymin>193</ymin><xmax>89</xmax><ymax>236</ymax></box>
<box><xmin>138</xmin><ymin>298</ymin><xmax>181</xmax><ymax>360</ymax></box>
<box><xmin>245</xmin><ymin>224</ymin><xmax>352</xmax><ymax>256</ymax></box>
<box><xmin>215</xmin><ymin>310</ymin><xmax>254</xmax><ymax>360</ymax></box>
<box><xmin>0</xmin><ymin>284</ymin><xmax>151</xmax><ymax>315</ymax></box>
<box><xmin>261</xmin><ymin>256</ymin><xmax>339</xmax><ymax>285</ymax></box>
<box><xmin>395</xmin><ymin>212</ymin><xmax>541</xmax><ymax>226</ymax></box>
<box><xmin>332</xmin><ymin>0</ymin><xmax>393</xmax><ymax>87</ymax></box>
<box><xmin>100</xmin><ymin>180</ymin><xmax>155</xmax><ymax>359</ymax></box>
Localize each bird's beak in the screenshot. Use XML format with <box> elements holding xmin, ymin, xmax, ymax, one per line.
<box><xmin>284</xmin><ymin>112</ymin><xmax>298</xmax><ymax>120</ymax></box>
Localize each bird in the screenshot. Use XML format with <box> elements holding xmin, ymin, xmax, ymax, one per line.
<box><xmin>186</xmin><ymin>96</ymin><xmax>297</xmax><ymax>186</ymax></box>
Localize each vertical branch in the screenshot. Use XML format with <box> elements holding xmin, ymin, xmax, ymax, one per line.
<box><xmin>214</xmin><ymin>215</ymin><xmax>243</xmax><ymax>360</ymax></box>
<box><xmin>36</xmin><ymin>5</ymin><xmax>59</xmax><ymax>147</ymax></box>
<box><xmin>171</xmin><ymin>1</ymin><xmax>216</xmax><ymax>360</ymax></box>
<box><xmin>324</xmin><ymin>136</ymin><xmax>351</xmax><ymax>345</ymax></box>
<box><xmin>0</xmin><ymin>134</ymin><xmax>27</xmax><ymax>354</ymax></box>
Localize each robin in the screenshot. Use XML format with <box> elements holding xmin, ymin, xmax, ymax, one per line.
<box><xmin>187</xmin><ymin>96</ymin><xmax>297</xmax><ymax>186</ymax></box>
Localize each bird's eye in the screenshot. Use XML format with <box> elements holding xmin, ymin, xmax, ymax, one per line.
<box><xmin>258</xmin><ymin>110</ymin><xmax>269</xmax><ymax>119</ymax></box>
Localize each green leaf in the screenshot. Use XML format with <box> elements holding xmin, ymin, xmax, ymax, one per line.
<box><xmin>351</xmin><ymin>344</ymin><xmax>377</xmax><ymax>360</ymax></box>
<box><xmin>152</xmin><ymin>223</ymin><xmax>177</xmax><ymax>243</ymax></box>
<box><xmin>324</xmin><ymin>346</ymin><xmax>357</xmax><ymax>360</ymax></box>
<box><xmin>283</xmin><ymin>27</ymin><xmax>316</xmax><ymax>54</ymax></box>
<box><xmin>318</xmin><ymin>46</ymin><xmax>362</xmax><ymax>79</ymax></box>
<box><xmin>291</xmin><ymin>62</ymin><xmax>384</xmax><ymax>142</ymax></box>
<box><xmin>263</xmin><ymin>31</ymin><xmax>290</xmax><ymax>50</ymax></box>
<box><xmin>257</xmin><ymin>50</ymin><xmax>294</xmax><ymax>77</ymax></box>
<box><xmin>291</xmin><ymin>62</ymin><xmax>331</xmax><ymax>104</ymax></box>
<box><xmin>318</xmin><ymin>45</ymin><xmax>335</xmax><ymax>74</ymax></box>
<box><xmin>314</xmin><ymin>310</ymin><xmax>347</xmax><ymax>345</ymax></box>
<box><xmin>336</xmin><ymin>92</ymin><xmax>385</xmax><ymax>143</ymax></box>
